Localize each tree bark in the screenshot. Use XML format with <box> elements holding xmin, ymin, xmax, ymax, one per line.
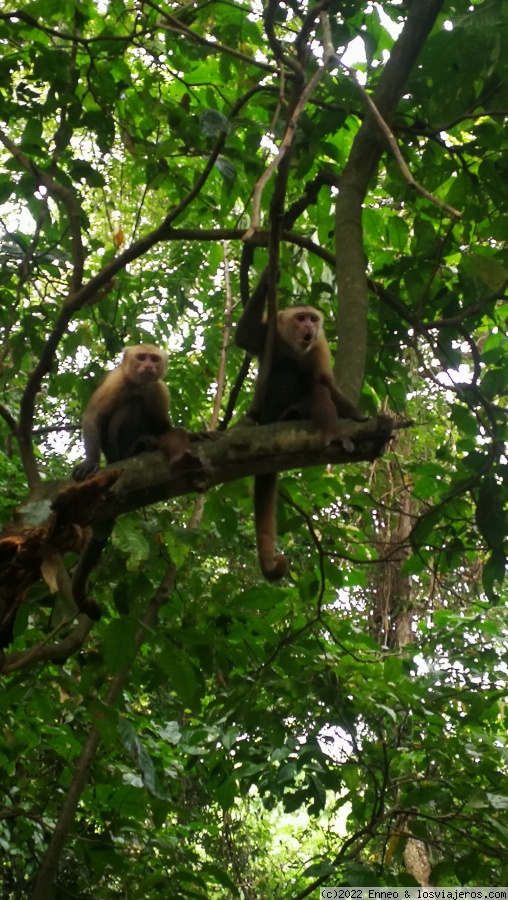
<box><xmin>335</xmin><ymin>0</ymin><xmax>446</xmax><ymax>403</ymax></box>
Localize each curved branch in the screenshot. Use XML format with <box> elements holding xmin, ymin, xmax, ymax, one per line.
<box><xmin>0</xmin><ymin>129</ymin><xmax>84</xmax><ymax>289</ymax></box>
<box><xmin>145</xmin><ymin>0</ymin><xmax>276</xmax><ymax>74</ymax></box>
<box><xmin>0</xmin><ymin>404</ymin><xmax>17</xmax><ymax>435</ymax></box>
<box><xmin>4</xmin><ymin>616</ymin><xmax>94</xmax><ymax>673</ymax></box>
<box><xmin>341</xmin><ymin>64</ymin><xmax>462</xmax><ymax>218</ymax></box>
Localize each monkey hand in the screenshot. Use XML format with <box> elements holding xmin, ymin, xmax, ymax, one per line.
<box><xmin>325</xmin><ymin>432</ymin><xmax>355</xmax><ymax>452</ymax></box>
<box><xmin>73</xmin><ymin>458</ymin><xmax>100</xmax><ymax>482</ymax></box>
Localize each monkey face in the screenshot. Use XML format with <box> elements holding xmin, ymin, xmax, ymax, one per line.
<box><xmin>291</xmin><ymin>310</ymin><xmax>322</xmax><ymax>352</ymax></box>
<box><xmin>134</xmin><ymin>352</ymin><xmax>162</xmax><ymax>380</ymax></box>
<box><xmin>123</xmin><ymin>344</ymin><xmax>168</xmax><ymax>384</ymax></box>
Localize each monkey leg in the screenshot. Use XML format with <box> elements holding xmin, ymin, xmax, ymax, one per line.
<box><xmin>129</xmin><ymin>434</ymin><xmax>159</xmax><ymax>455</ymax></box>
<box><xmin>310</xmin><ymin>383</ymin><xmax>343</xmax><ymax>445</ymax></box>
<box><xmin>254</xmin><ymin>473</ymin><xmax>289</xmax><ymax>581</ymax></box>
<box><xmin>157</xmin><ymin>427</ymin><xmax>209</xmax><ymax>474</ymax></box>
<box><xmin>155</xmin><ymin>426</ymin><xmax>189</xmax><ymax>461</ymax></box>
<box><xmin>311</xmin><ymin>384</ymin><xmax>359</xmax><ymax>450</ymax></box>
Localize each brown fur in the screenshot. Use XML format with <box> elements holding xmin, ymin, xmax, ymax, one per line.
<box><xmin>73</xmin><ymin>344</ymin><xmax>190</xmax><ymax>481</ymax></box>
<box><xmin>236</xmin><ymin>296</ymin><xmax>366</xmax><ymax>580</ymax></box>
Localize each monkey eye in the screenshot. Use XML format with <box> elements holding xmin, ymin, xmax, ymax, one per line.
<box><xmin>295</xmin><ymin>312</ymin><xmax>319</xmax><ymax>324</ymax></box>
<box><xmin>136</xmin><ymin>353</ymin><xmax>148</xmax><ymax>361</ymax></box>
<box><xmin>149</xmin><ymin>355</ymin><xmax>160</xmax><ymax>363</ymax></box>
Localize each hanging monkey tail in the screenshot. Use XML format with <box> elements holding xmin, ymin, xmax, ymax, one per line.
<box><xmin>254</xmin><ymin>473</ymin><xmax>289</xmax><ymax>581</ymax></box>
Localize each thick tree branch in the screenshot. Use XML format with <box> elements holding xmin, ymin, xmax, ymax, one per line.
<box><xmin>0</xmin><ymin>418</ymin><xmax>396</xmax><ymax>653</ymax></box>
<box><xmin>4</xmin><ymin>616</ymin><xmax>94</xmax><ymax>673</ymax></box>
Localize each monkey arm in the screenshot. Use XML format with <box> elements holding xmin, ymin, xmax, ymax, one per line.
<box><xmin>235</xmin><ymin>272</ymin><xmax>270</xmax><ymax>356</ymax></box>
<box><xmin>149</xmin><ymin>381</ymin><xmax>172</xmax><ymax>430</ymax></box>
<box><xmin>72</xmin><ymin>408</ymin><xmax>103</xmax><ymax>481</ymax></box>
<box><xmin>235</xmin><ymin>309</ymin><xmax>267</xmax><ymax>356</ymax></box>
<box><xmin>72</xmin><ymin>373</ymin><xmax>118</xmax><ymax>481</ymax></box>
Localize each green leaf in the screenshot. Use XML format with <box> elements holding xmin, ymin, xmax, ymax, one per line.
<box><xmin>302</xmin><ymin>860</ymin><xmax>335</xmax><ymax>878</ymax></box>
<box><xmin>200</xmin><ymin>108</ymin><xmax>229</xmax><ymax>137</ymax></box>
<box><xmin>461</xmin><ymin>253</ymin><xmax>508</xmax><ymax>291</ymax></box>
<box><xmin>200</xmin><ymin>862</ymin><xmax>240</xmax><ymax>895</ymax></box>
<box><xmin>118</xmin><ymin>718</ymin><xmax>159</xmax><ymax>796</ymax></box>
<box><xmin>102</xmin><ymin>618</ymin><xmax>137</xmax><ymax>672</ymax></box>
<box><xmin>386</xmin><ymin>216</ymin><xmax>409</xmax><ymax>252</ymax></box>
<box><xmin>157</xmin><ymin>650</ymin><xmax>200</xmax><ymax>708</ymax></box>
<box><xmin>215</xmin><ymin>777</ymin><xmax>237</xmax><ymax>809</ymax></box>
<box><xmin>214</xmin><ymin>156</ymin><xmax>236</xmax><ymax>190</ymax></box>
<box><xmin>112</xmin><ymin>517</ymin><xmax>150</xmax><ymax>566</ymax></box>
<box><xmin>482</xmin><ymin>549</ymin><xmax>506</xmax><ymax>601</ymax></box>
<box><xmin>476</xmin><ymin>476</ymin><xmax>506</xmax><ymax>552</ymax></box>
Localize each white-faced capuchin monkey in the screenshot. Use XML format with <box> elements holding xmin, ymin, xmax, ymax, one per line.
<box><xmin>235</xmin><ymin>282</ymin><xmax>367</xmax><ymax>582</ymax></box>
<box><xmin>73</xmin><ymin>343</ymin><xmax>193</xmax><ymax>481</ymax></box>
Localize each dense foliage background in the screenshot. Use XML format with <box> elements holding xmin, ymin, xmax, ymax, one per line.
<box><xmin>1</xmin><ymin>0</ymin><xmax>508</xmax><ymax>896</ymax></box>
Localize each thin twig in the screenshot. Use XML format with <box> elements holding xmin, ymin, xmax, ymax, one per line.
<box><xmin>336</xmin><ymin>61</ymin><xmax>463</xmax><ymax>219</ymax></box>
<box><xmin>247</xmin><ymin>10</ymin><xmax>336</xmax><ymax>233</ymax></box>
<box><xmin>210</xmin><ymin>242</ymin><xmax>233</xmax><ymax>430</ymax></box>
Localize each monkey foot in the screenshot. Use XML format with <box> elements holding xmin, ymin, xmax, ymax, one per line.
<box><xmin>325</xmin><ymin>433</ymin><xmax>355</xmax><ymax>452</ymax></box>
<box><xmin>340</xmin><ymin>436</ymin><xmax>355</xmax><ymax>452</ymax></box>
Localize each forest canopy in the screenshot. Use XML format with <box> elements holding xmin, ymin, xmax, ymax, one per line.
<box><xmin>0</xmin><ymin>0</ymin><xmax>508</xmax><ymax>897</ymax></box>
